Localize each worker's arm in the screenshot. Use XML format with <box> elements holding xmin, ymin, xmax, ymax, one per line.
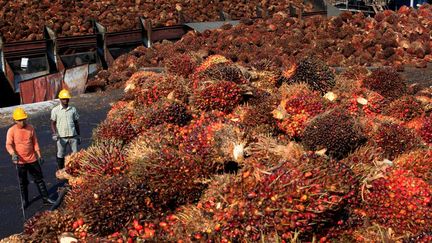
<box><xmin>5</xmin><ymin>127</ymin><xmax>16</xmax><ymax>156</ymax></box>
<box><xmin>74</xmin><ymin>120</ymin><xmax>80</xmax><ymax>136</ymax></box>
<box><xmin>51</xmin><ymin>120</ymin><xmax>57</xmax><ymax>134</ymax></box>
<box><xmin>51</xmin><ymin>108</ymin><xmax>59</xmax><ymax>142</ymax></box>
<box><xmin>73</xmin><ymin>107</ymin><xmax>80</xmax><ymax>136</ymax></box>
<box><xmin>50</xmin><ymin>107</ymin><xmax>58</xmax><ymax>134</ymax></box>
<box><xmin>32</xmin><ymin>127</ymin><xmax>41</xmax><ymax>158</ymax></box>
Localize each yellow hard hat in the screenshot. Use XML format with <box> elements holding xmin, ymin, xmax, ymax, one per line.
<box><xmin>58</xmin><ymin>89</ymin><xmax>72</xmax><ymax>99</ymax></box>
<box><xmin>13</xmin><ymin>107</ymin><xmax>28</xmax><ymax>121</ymax></box>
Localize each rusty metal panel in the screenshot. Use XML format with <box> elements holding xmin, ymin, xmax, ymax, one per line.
<box><xmin>19</xmin><ymin>80</ymin><xmax>35</xmax><ymax>104</ymax></box>
<box><xmin>5</xmin><ymin>61</ymin><xmax>15</xmax><ymax>91</ymax></box>
<box><xmin>63</xmin><ymin>64</ymin><xmax>88</xmax><ymax>96</ymax></box>
<box><xmin>46</xmin><ymin>72</ymin><xmax>63</xmax><ymax>100</ymax></box>
<box><xmin>33</xmin><ymin>76</ymin><xmax>47</xmax><ymax>103</ymax></box>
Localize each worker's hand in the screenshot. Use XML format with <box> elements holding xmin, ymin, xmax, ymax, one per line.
<box><xmin>52</xmin><ymin>133</ymin><xmax>59</xmax><ymax>141</ymax></box>
<box><xmin>38</xmin><ymin>157</ymin><xmax>45</xmax><ymax>165</ymax></box>
<box><xmin>11</xmin><ymin>154</ymin><xmax>19</xmax><ymax>163</ymax></box>
<box><xmin>77</xmin><ymin>136</ymin><xmax>82</xmax><ymax>145</ymax></box>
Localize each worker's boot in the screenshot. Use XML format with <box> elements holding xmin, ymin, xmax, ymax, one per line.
<box><xmin>36</xmin><ymin>181</ymin><xmax>55</xmax><ymax>205</ymax></box>
<box><xmin>19</xmin><ymin>184</ymin><xmax>29</xmax><ymax>209</ymax></box>
<box><xmin>56</xmin><ymin>157</ymin><xmax>65</xmax><ymax>169</ymax></box>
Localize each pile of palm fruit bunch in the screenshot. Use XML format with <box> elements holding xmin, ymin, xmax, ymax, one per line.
<box><xmin>87</xmin><ymin>4</ymin><xmax>432</xmax><ymax>91</ymax></box>
<box><xmin>19</xmin><ymin>44</ymin><xmax>431</xmax><ymax>242</ymax></box>
<box><xmin>0</xmin><ymin>0</ymin><xmax>307</xmax><ymax>41</ymax></box>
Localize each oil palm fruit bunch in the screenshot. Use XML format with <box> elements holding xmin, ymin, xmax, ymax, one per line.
<box><xmin>177</xmin><ymin>112</ymin><xmax>247</xmax><ymax>165</ymax></box>
<box><xmin>125</xmin><ymin>71</ymin><xmax>190</xmax><ymax>107</ymax></box>
<box><xmin>231</xmin><ymin>89</ymin><xmax>279</xmax><ymax>136</ymax></box>
<box><xmin>419</xmin><ymin>114</ymin><xmax>432</xmax><ymax>144</ymax></box>
<box><xmin>106</xmin><ymin>100</ymin><xmax>132</xmax><ymax>120</ymax></box>
<box><xmin>362</xmin><ymin>169</ymin><xmax>432</xmax><ymax>236</ymax></box>
<box><xmin>65</xmin><ymin>175</ymin><xmax>158</xmax><ymax>237</ymax></box>
<box><xmin>394</xmin><ymin>149</ymin><xmax>432</xmax><ymax>184</ymax></box>
<box><xmin>128</xmin><ymin>145</ymin><xmax>209</xmax><ymax>208</ymax></box>
<box><xmin>165</xmin><ymin>53</ymin><xmax>198</xmax><ymax>78</ymax></box>
<box><xmin>126</xmin><ymin>125</ymin><xmax>181</xmax><ymax>181</ymax></box>
<box><xmin>23</xmin><ymin>210</ymin><xmax>76</xmax><ymax>242</ymax></box>
<box><xmin>65</xmin><ymin>149</ymin><xmax>86</xmax><ymax>177</ymax></box>
<box><xmin>201</xmin><ymin>63</ymin><xmax>249</xmax><ymax>85</ymax></box>
<box><xmin>405</xmin><ymin>231</ymin><xmax>432</xmax><ymax>243</ymax></box>
<box><xmin>362</xmin><ymin>68</ymin><xmax>407</xmax><ymax>102</ymax></box>
<box><xmin>281</xmin><ymin>57</ymin><xmax>336</xmax><ymax>95</ymax></box>
<box><xmin>383</xmin><ymin>95</ymin><xmax>424</xmax><ymax>122</ymax></box>
<box><xmin>371</xmin><ymin>122</ymin><xmax>420</xmax><ymax>160</ymax></box>
<box><xmin>192</xmin><ymin>55</ymin><xmax>232</xmax><ymax>86</ymax></box>
<box><xmin>302</xmin><ymin>108</ymin><xmax>366</xmax><ymax>160</ymax></box>
<box><xmin>191</xmin><ymin>80</ymin><xmax>244</xmax><ymax>113</ymax></box>
<box><xmin>342</xmin><ymin>89</ymin><xmax>386</xmax><ymax>118</ymax></box>
<box><xmin>197</xmin><ymin>153</ymin><xmax>357</xmax><ymax>241</ymax></box>
<box><xmin>131</xmin><ymin>98</ymin><xmax>192</xmax><ymax>132</ymax></box>
<box><xmin>272</xmin><ymin>83</ymin><xmax>329</xmax><ymax>139</ymax></box>
<box><xmin>150</xmin><ymin>204</ymin><xmax>217</xmax><ymax>241</ymax></box>
<box><xmin>333</xmin><ymin>224</ymin><xmax>400</xmax><ymax>242</ymax></box>
<box><xmin>92</xmin><ymin>111</ymin><xmax>139</xmax><ymax>145</ymax></box>
<box><xmin>66</xmin><ymin>139</ymin><xmax>127</xmax><ymax>178</ymax></box>
<box><xmin>341</xmin><ymin>145</ymin><xmax>383</xmax><ymax>177</ymax></box>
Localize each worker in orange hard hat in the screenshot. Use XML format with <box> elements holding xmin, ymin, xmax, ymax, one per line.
<box><xmin>51</xmin><ymin>89</ymin><xmax>81</xmax><ymax>169</ymax></box>
<box><xmin>6</xmin><ymin>107</ymin><xmax>55</xmax><ymax>209</ymax></box>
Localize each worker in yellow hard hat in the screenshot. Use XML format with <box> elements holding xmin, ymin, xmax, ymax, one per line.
<box><xmin>6</xmin><ymin>107</ymin><xmax>55</xmax><ymax>209</ymax></box>
<box><xmin>50</xmin><ymin>89</ymin><xmax>81</xmax><ymax>169</ymax></box>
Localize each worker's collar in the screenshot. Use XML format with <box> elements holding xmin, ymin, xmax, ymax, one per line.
<box><xmin>15</xmin><ymin>123</ymin><xmax>27</xmax><ymax>129</ymax></box>
<box><xmin>60</xmin><ymin>105</ymin><xmax>71</xmax><ymax>110</ymax></box>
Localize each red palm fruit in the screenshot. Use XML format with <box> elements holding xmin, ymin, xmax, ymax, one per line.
<box><xmin>92</xmin><ymin>115</ymin><xmax>138</xmax><ymax>145</ymax></box>
<box><xmin>23</xmin><ymin>210</ymin><xmax>76</xmax><ymax>242</ymax></box>
<box><xmin>199</xmin><ymin>154</ymin><xmax>357</xmax><ymax>241</ymax></box>
<box><xmin>342</xmin><ymin>145</ymin><xmax>382</xmax><ymax>177</ymax></box>
<box><xmin>363</xmin><ymin>169</ymin><xmax>432</xmax><ymax>235</ymax></box>
<box><xmin>419</xmin><ymin>114</ymin><xmax>432</xmax><ymax>144</ymax></box>
<box><xmin>191</xmin><ymin>80</ymin><xmax>243</xmax><ymax>112</ymax></box>
<box><xmin>362</xmin><ymin>68</ymin><xmax>407</xmax><ymax>101</ymax></box>
<box><xmin>177</xmin><ymin>113</ymin><xmax>246</xmax><ymax>165</ymax></box>
<box><xmin>134</xmin><ymin>99</ymin><xmax>192</xmax><ymax>131</ymax></box>
<box><xmin>165</xmin><ymin>53</ymin><xmax>197</xmax><ymax>78</ymax></box>
<box><xmin>231</xmin><ymin>89</ymin><xmax>279</xmax><ymax>136</ymax></box>
<box><xmin>201</xmin><ymin>63</ymin><xmax>249</xmax><ymax>85</ymax></box>
<box><xmin>273</xmin><ymin>84</ymin><xmax>329</xmax><ymax>139</ymax></box>
<box><xmin>302</xmin><ymin>108</ymin><xmax>367</xmax><ymax>160</ymax></box>
<box><xmin>125</xmin><ymin>71</ymin><xmax>189</xmax><ymax>107</ymax></box>
<box><xmin>282</xmin><ymin>57</ymin><xmax>335</xmax><ymax>94</ymax></box>
<box><xmin>65</xmin><ymin>176</ymin><xmax>160</xmax><ymax>237</ymax></box>
<box><xmin>129</xmin><ymin>145</ymin><xmax>209</xmax><ymax>207</ymax></box>
<box><xmin>372</xmin><ymin>122</ymin><xmax>421</xmax><ymax>160</ymax></box>
<box><xmin>394</xmin><ymin>149</ymin><xmax>432</xmax><ymax>184</ymax></box>
<box><xmin>66</xmin><ymin>140</ymin><xmax>128</xmax><ymax>178</ymax></box>
<box><xmin>383</xmin><ymin>95</ymin><xmax>424</xmax><ymax>121</ymax></box>
<box><xmin>405</xmin><ymin>231</ymin><xmax>432</xmax><ymax>243</ymax></box>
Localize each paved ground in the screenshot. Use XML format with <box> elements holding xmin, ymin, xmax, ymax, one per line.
<box><xmin>401</xmin><ymin>63</ymin><xmax>432</xmax><ymax>89</ymax></box>
<box><xmin>0</xmin><ymin>89</ymin><xmax>123</xmax><ymax>238</ymax></box>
